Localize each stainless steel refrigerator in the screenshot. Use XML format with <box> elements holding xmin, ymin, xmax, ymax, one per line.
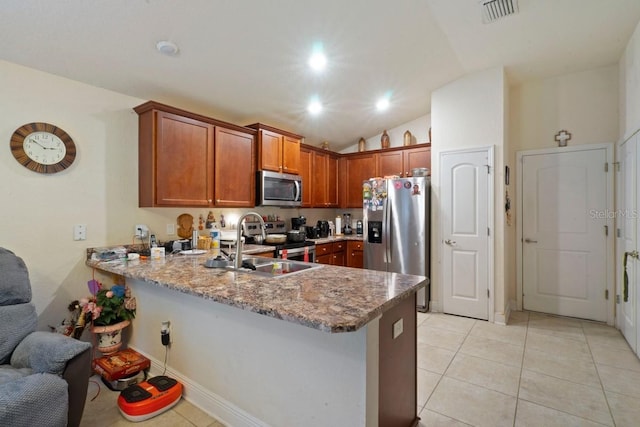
<box><xmin>363</xmin><ymin>176</ymin><xmax>430</xmax><ymax>311</ymax></box>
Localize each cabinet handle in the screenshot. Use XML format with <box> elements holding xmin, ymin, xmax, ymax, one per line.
<box><xmin>208</xmin><ymin>199</ymin><xmax>212</xmax><ymax>203</ymax></box>
<box><xmin>406</xmin><ymin>171</ymin><xmax>409</xmax><ymax>176</ymax></box>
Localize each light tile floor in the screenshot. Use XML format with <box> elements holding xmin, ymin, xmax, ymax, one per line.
<box><xmin>80</xmin><ymin>377</ymin><xmax>225</xmax><ymax>427</ymax></box>
<box><xmin>81</xmin><ymin>311</ymin><xmax>640</xmax><ymax>426</ymax></box>
<box><xmin>417</xmin><ymin>311</ymin><xmax>640</xmax><ymax>427</ymax></box>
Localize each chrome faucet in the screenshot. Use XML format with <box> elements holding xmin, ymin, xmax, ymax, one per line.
<box><xmin>235</xmin><ymin>212</ymin><xmax>266</xmax><ymax>270</ymax></box>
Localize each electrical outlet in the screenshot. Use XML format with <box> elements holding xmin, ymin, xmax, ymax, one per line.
<box><xmin>135</xmin><ymin>224</ymin><xmax>149</xmax><ymax>238</ymax></box>
<box><xmin>166</xmin><ymin>224</ymin><xmax>175</xmax><ymax>235</ymax></box>
<box><xmin>392</xmin><ymin>318</ymin><xmax>404</xmax><ymax>339</ymax></box>
<box><xmin>161</xmin><ymin>320</ymin><xmax>171</xmax><ymax>346</ymax></box>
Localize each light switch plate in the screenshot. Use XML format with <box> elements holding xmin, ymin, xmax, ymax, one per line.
<box><xmin>393</xmin><ymin>318</ymin><xmax>404</xmax><ymax>339</ymax></box>
<box><xmin>166</xmin><ymin>224</ymin><xmax>175</xmax><ymax>235</ymax></box>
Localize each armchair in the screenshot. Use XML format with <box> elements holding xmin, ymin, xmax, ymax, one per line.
<box><xmin>0</xmin><ymin>247</ymin><xmax>92</xmax><ymax>427</ymax></box>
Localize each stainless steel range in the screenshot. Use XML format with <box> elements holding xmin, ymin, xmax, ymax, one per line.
<box><xmin>243</xmin><ymin>221</ymin><xmax>316</xmax><ymax>262</ymax></box>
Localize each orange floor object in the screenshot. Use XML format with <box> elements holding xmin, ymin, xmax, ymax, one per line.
<box><xmin>117</xmin><ymin>376</ymin><xmax>182</xmax><ymax>422</ymax></box>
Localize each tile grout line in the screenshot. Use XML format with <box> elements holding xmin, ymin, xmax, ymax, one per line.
<box><xmin>584</xmin><ymin>322</ymin><xmax>618</xmax><ymax>426</ymax></box>
<box><xmin>512</xmin><ymin>312</ymin><xmax>530</xmax><ymax>427</ymax></box>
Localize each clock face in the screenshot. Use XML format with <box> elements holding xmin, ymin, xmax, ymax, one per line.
<box><xmin>10</xmin><ymin>122</ymin><xmax>76</xmax><ymax>174</ymax></box>
<box><xmin>23</xmin><ymin>131</ymin><xmax>67</xmax><ymax>165</ymax></box>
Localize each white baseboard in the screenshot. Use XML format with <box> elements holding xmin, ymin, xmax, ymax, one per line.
<box><xmin>494</xmin><ymin>300</ymin><xmax>517</xmax><ymax>325</ymax></box>
<box><xmin>132</xmin><ymin>348</ymin><xmax>267</xmax><ymax>427</ymax></box>
<box><xmin>429</xmin><ymin>301</ymin><xmax>442</xmax><ymax>313</ymax></box>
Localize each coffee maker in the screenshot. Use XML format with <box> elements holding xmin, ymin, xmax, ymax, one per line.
<box><xmin>291</xmin><ymin>216</ymin><xmax>306</xmax><ymax>230</ymax></box>
<box><xmin>343</xmin><ymin>213</ymin><xmax>352</xmax><ymax>235</ymax></box>
<box><xmin>317</xmin><ymin>220</ymin><xmax>330</xmax><ymax>238</ymax></box>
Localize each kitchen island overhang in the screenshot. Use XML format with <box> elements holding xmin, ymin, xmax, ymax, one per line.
<box><xmin>87</xmin><ymin>251</ymin><xmax>426</xmax><ymax>427</ymax></box>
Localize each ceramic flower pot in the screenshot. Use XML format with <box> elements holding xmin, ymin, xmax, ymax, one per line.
<box><xmin>91</xmin><ymin>320</ymin><xmax>130</xmax><ymax>355</ymax></box>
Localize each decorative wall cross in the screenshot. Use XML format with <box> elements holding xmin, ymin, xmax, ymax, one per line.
<box><xmin>555</xmin><ymin>129</ymin><xmax>572</xmax><ymax>147</ymax></box>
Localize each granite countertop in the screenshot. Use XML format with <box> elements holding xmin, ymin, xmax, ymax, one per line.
<box><xmin>86</xmin><ymin>246</ymin><xmax>426</xmax><ymax>334</ymax></box>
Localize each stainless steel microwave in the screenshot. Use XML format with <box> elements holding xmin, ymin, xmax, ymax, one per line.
<box><xmin>256</xmin><ymin>170</ymin><xmax>302</xmax><ymax>207</ymax></box>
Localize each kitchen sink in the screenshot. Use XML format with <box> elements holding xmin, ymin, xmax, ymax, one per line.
<box><xmin>232</xmin><ymin>257</ymin><xmax>322</xmax><ymax>278</ymax></box>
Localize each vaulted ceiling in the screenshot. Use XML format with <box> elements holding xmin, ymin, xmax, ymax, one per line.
<box><xmin>2</xmin><ymin>0</ymin><xmax>639</xmax><ymax>151</ymax></box>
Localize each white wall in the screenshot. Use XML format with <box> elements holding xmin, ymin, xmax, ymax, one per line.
<box><xmin>620</xmin><ymin>19</ymin><xmax>640</xmax><ymax>139</ymax></box>
<box><xmin>339</xmin><ymin>114</ymin><xmax>431</xmax><ymax>154</ymax></box>
<box><xmin>509</xmin><ymin>65</ymin><xmax>619</xmax><ymax>309</ymax></box>
<box><xmin>430</xmin><ymin>67</ymin><xmax>507</xmax><ymax>320</ymax></box>
<box><xmin>0</xmin><ymin>60</ymin><xmax>144</xmax><ymax>330</ymax></box>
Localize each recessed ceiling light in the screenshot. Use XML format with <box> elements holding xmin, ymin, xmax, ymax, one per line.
<box><xmin>156</xmin><ymin>40</ymin><xmax>179</xmax><ymax>56</ymax></box>
<box><xmin>308</xmin><ymin>42</ymin><xmax>327</xmax><ymax>72</ymax></box>
<box><xmin>308</xmin><ymin>99</ymin><xmax>323</xmax><ymax>115</ymax></box>
<box><xmin>308</xmin><ymin>52</ymin><xmax>327</xmax><ymax>72</ymax></box>
<box><xmin>376</xmin><ymin>97</ymin><xmax>390</xmax><ymax>111</ymax></box>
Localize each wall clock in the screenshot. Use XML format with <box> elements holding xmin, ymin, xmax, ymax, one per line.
<box><xmin>10</xmin><ymin>122</ymin><xmax>76</xmax><ymax>174</ymax></box>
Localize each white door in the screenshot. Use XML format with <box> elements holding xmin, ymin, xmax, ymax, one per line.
<box><xmin>617</xmin><ymin>135</ymin><xmax>637</xmax><ymax>352</ymax></box>
<box><xmin>441</xmin><ymin>148</ymin><xmax>492</xmax><ymax>320</ymax></box>
<box><xmin>521</xmin><ymin>148</ymin><xmax>608</xmax><ymax>321</ymax></box>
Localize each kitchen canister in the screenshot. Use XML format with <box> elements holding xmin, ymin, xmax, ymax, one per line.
<box><xmin>210</xmin><ymin>229</ymin><xmax>220</xmax><ymax>248</ymax></box>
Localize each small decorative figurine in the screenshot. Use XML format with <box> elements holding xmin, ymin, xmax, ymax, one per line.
<box><xmin>220</xmin><ymin>213</ymin><xmax>225</xmax><ymax>228</ymax></box>
<box><xmin>198</xmin><ymin>214</ymin><xmax>205</xmax><ymax>230</ymax></box>
<box><xmin>358</xmin><ymin>137</ymin><xmax>366</xmax><ymax>152</ymax></box>
<box><xmin>381</xmin><ymin>130</ymin><xmax>390</xmax><ymax>149</ymax></box>
<box><xmin>205</xmin><ymin>211</ymin><xmax>215</xmax><ymax>229</ymax></box>
<box><xmin>321</xmin><ymin>141</ymin><xmax>330</xmax><ymax>150</ymax></box>
<box><xmin>403</xmin><ymin>130</ymin><xmax>412</xmax><ymax>146</ymax></box>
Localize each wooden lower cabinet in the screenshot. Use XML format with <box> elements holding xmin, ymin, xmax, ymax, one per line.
<box><xmin>253</xmin><ymin>251</ymin><xmax>274</xmax><ymax>258</ymax></box>
<box><xmin>315</xmin><ymin>242</ymin><xmax>345</xmax><ymax>266</ymax></box>
<box><xmin>346</xmin><ymin>240</ymin><xmax>363</xmax><ymax>268</ymax></box>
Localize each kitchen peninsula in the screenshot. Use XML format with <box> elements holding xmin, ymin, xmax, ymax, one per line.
<box><xmin>87</xmin><ymin>248</ymin><xmax>426</xmax><ymax>427</ymax></box>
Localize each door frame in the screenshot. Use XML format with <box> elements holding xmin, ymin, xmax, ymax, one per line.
<box><xmin>516</xmin><ymin>143</ymin><xmax>615</xmax><ymax>325</ymax></box>
<box><xmin>439</xmin><ymin>145</ymin><xmax>495</xmax><ymax>322</ymax></box>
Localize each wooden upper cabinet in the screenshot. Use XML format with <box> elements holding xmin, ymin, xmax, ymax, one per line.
<box><xmin>377</xmin><ymin>150</ymin><xmax>404</xmax><ymax>177</ymax></box>
<box><xmin>326</xmin><ymin>154</ymin><xmax>338</xmax><ymax>207</ymax></box>
<box><xmin>214</xmin><ymin>127</ymin><xmax>255</xmax><ymax>207</ymax></box>
<box><xmin>141</xmin><ymin>110</ymin><xmax>215</xmax><ymax>207</ymax></box>
<box><xmin>311</xmin><ymin>151</ymin><xmax>328</xmax><ymax>206</ymax></box>
<box><xmin>247</xmin><ymin>123</ymin><xmax>302</xmax><ymax>175</ymax></box>
<box><xmin>345</xmin><ymin>153</ymin><xmax>377</xmax><ymax>208</ymax></box>
<box><xmin>282</xmin><ymin>135</ymin><xmax>301</xmax><ymax>174</ymax></box>
<box><xmin>309</xmin><ymin>150</ymin><xmax>339</xmax><ymax>208</ymax></box>
<box><xmin>259</xmin><ymin>129</ymin><xmax>283</xmax><ymax>172</ymax></box>
<box><xmin>135</xmin><ymin>100</ymin><xmax>257</xmax><ymax>208</ymax></box>
<box><xmin>299</xmin><ymin>147</ymin><xmax>313</xmax><ymax>207</ymax></box>
<box><xmin>378</xmin><ymin>146</ymin><xmax>431</xmax><ymax>178</ymax></box>
<box><xmin>403</xmin><ymin>146</ymin><xmax>431</xmax><ymax>176</ymax></box>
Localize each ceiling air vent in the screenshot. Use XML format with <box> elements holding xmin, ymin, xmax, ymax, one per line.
<box><xmin>480</xmin><ymin>0</ymin><xmax>519</xmax><ymax>24</ymax></box>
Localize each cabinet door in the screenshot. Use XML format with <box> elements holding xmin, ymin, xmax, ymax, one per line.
<box><xmin>214</xmin><ymin>127</ymin><xmax>255</xmax><ymax>207</ymax></box>
<box><xmin>326</xmin><ymin>155</ymin><xmax>339</xmax><ymax>207</ymax></box>
<box><xmin>403</xmin><ymin>146</ymin><xmax>431</xmax><ymax>176</ymax></box>
<box><xmin>259</xmin><ymin>129</ymin><xmax>283</xmax><ymax>172</ymax></box>
<box><xmin>331</xmin><ymin>241</ymin><xmax>346</xmax><ymax>266</ymax></box>
<box><xmin>282</xmin><ymin>136</ymin><xmax>301</xmax><ymax>174</ymax></box>
<box><xmin>316</xmin><ymin>254</ymin><xmax>333</xmax><ymax>265</ymax></box>
<box><xmin>347</xmin><ymin>241</ymin><xmax>364</xmax><ymax>268</ymax></box>
<box><xmin>378</xmin><ymin>151</ymin><xmax>404</xmax><ymax>177</ymax></box>
<box><xmin>312</xmin><ymin>152</ymin><xmax>328</xmax><ymax>207</ymax></box>
<box><xmin>345</xmin><ymin>153</ymin><xmax>377</xmax><ymax>208</ymax></box>
<box><xmin>299</xmin><ymin>148</ymin><xmax>313</xmax><ymax>207</ymax></box>
<box><xmin>156</xmin><ymin>111</ymin><xmax>214</xmax><ymax>206</ymax></box>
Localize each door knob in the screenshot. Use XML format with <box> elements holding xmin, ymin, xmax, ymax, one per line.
<box><xmin>444</xmin><ymin>239</ymin><xmax>456</xmax><ymax>246</ymax></box>
<box><xmin>524</xmin><ymin>238</ymin><xmax>538</xmax><ymax>243</ymax></box>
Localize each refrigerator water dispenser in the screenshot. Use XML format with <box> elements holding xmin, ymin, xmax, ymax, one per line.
<box><xmin>367</xmin><ymin>221</ymin><xmax>382</xmax><ymax>243</ymax></box>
